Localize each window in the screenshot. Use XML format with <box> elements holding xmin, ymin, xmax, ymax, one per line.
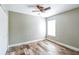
<box><xmin>48</xmin><ymin>20</ymin><xmax>56</xmax><ymax>37</ymax></box>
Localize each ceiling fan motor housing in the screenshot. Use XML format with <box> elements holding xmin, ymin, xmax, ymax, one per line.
<box><xmin>36</xmin><ymin>5</ymin><xmax>44</xmax><ymax>12</ymax></box>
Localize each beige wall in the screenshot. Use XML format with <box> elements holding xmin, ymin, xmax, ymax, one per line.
<box><xmin>9</xmin><ymin>11</ymin><xmax>45</xmax><ymax>45</ymax></box>
<box><xmin>48</xmin><ymin>8</ymin><xmax>79</xmax><ymax>48</ymax></box>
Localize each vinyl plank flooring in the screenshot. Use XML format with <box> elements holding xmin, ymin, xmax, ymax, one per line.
<box><xmin>6</xmin><ymin>39</ymin><xmax>79</xmax><ymax>55</ymax></box>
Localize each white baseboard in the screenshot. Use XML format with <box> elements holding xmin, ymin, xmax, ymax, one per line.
<box><xmin>9</xmin><ymin>38</ymin><xmax>45</xmax><ymax>47</ymax></box>
<box><xmin>47</xmin><ymin>39</ymin><xmax>79</xmax><ymax>52</ymax></box>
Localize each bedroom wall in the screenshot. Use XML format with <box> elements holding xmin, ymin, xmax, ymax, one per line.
<box><xmin>0</xmin><ymin>6</ymin><xmax>8</xmax><ymax>55</ymax></box>
<box><xmin>47</xmin><ymin>8</ymin><xmax>79</xmax><ymax>49</ymax></box>
<box><xmin>9</xmin><ymin>11</ymin><xmax>45</xmax><ymax>45</ymax></box>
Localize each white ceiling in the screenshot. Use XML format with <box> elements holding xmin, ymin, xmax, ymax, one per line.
<box><xmin>2</xmin><ymin>4</ymin><xmax>79</xmax><ymax>17</ymax></box>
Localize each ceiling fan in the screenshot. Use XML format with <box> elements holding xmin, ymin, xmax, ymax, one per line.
<box><xmin>27</xmin><ymin>4</ymin><xmax>51</xmax><ymax>12</ymax></box>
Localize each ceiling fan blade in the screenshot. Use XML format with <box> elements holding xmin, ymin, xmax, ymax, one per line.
<box><xmin>44</xmin><ymin>7</ymin><xmax>51</xmax><ymax>11</ymax></box>
<box><xmin>27</xmin><ymin>5</ymin><xmax>36</xmax><ymax>8</ymax></box>
<box><xmin>32</xmin><ymin>10</ymin><xmax>40</xmax><ymax>12</ymax></box>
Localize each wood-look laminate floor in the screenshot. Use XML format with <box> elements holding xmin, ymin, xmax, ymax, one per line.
<box><xmin>6</xmin><ymin>39</ymin><xmax>79</xmax><ymax>55</ymax></box>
